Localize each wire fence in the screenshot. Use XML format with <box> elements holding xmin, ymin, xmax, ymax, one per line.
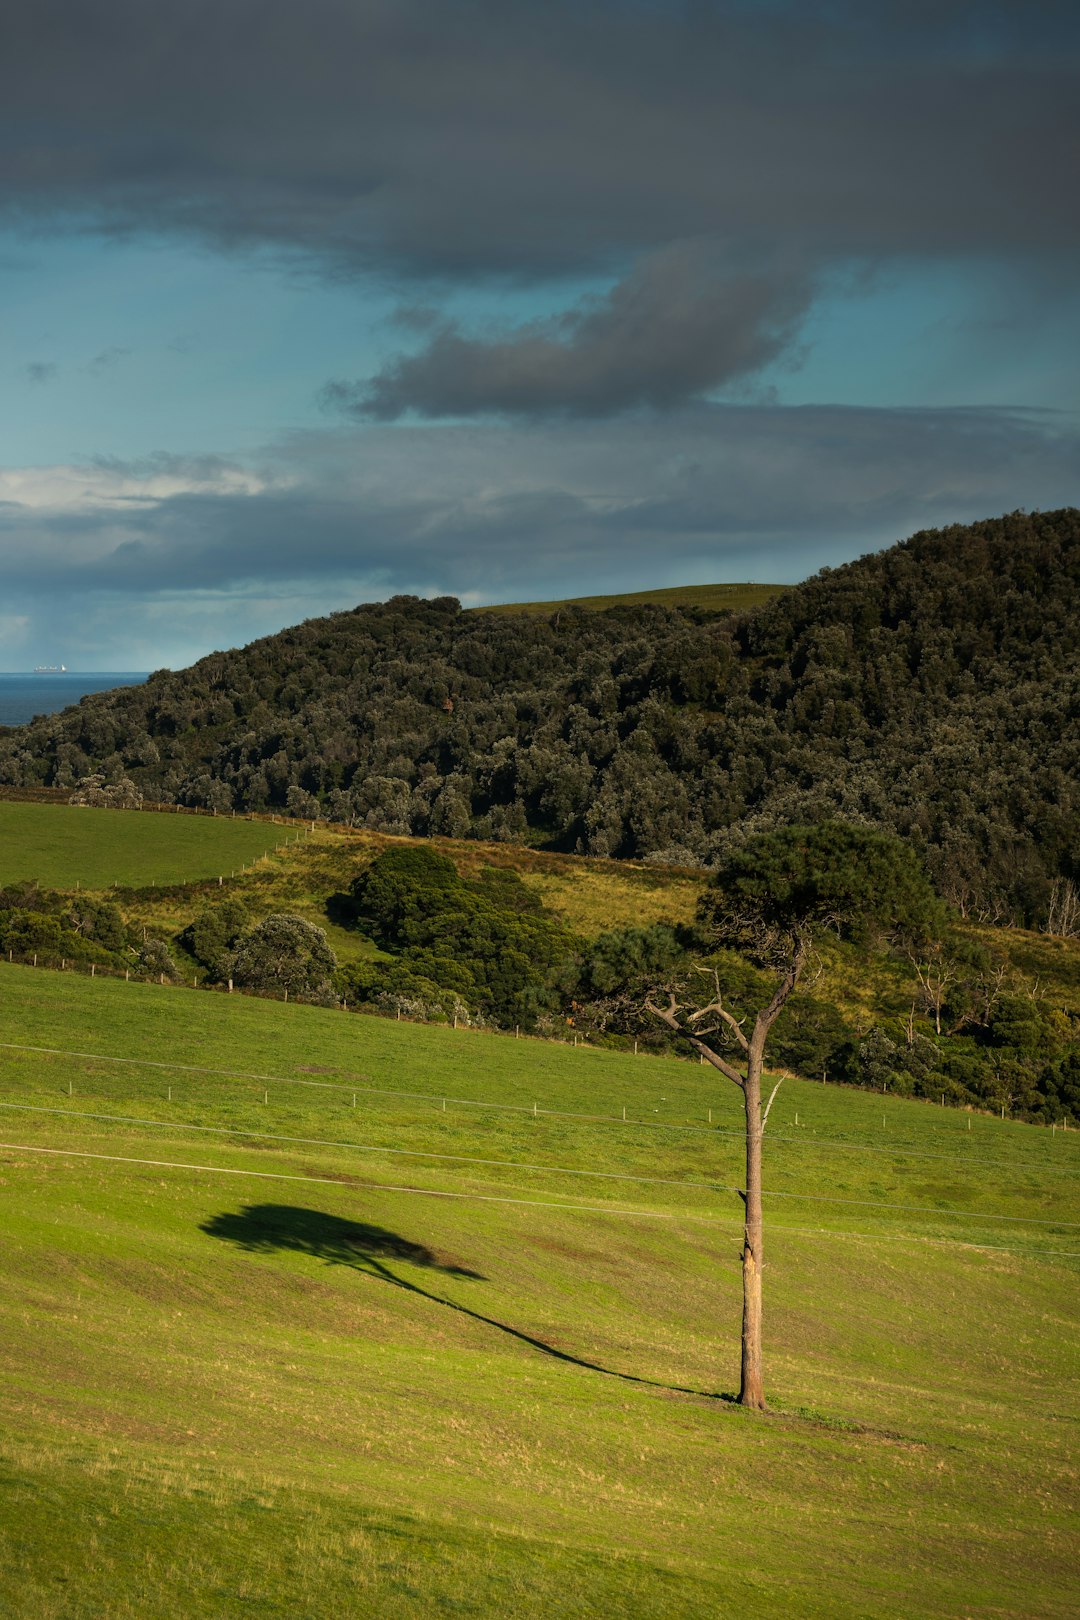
<box><xmin>1</xmin><ymin>1136</ymin><xmax>1076</xmax><ymax>1260</ymax></box>
<box><xmin>2</xmin><ymin>1098</ymin><xmax>1076</xmax><ymax>1227</ymax></box>
<box><xmin>2</xmin><ymin>947</ymin><xmax>1074</xmax><ymax>1138</ymax></box>
<box><xmin>1</xmin><ymin>1032</ymin><xmax>1077</xmax><ymax>1173</ymax></box>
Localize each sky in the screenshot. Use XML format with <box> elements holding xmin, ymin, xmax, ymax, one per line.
<box><xmin>1</xmin><ymin>0</ymin><xmax>1078</xmax><ymax>670</ymax></box>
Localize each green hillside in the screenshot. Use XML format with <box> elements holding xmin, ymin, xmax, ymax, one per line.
<box><xmin>1</xmin><ymin>510</ymin><xmax>1077</xmax><ymax>926</ymax></box>
<box><xmin>1</xmin><ymin>801</ymin><xmax>1077</xmax><ymax>1124</ymax></box>
<box><xmin>0</xmin><ymin>800</ymin><xmax>305</xmax><ymax>889</ymax></box>
<box><xmin>0</xmin><ymin>964</ymin><xmax>1077</xmax><ymax>1617</ymax></box>
<box><xmin>471</xmin><ymin>581</ymin><xmax>786</xmax><ymax>615</ymax></box>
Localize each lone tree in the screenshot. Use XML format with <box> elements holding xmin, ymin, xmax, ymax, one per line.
<box><xmin>231</xmin><ymin>914</ymin><xmax>338</xmax><ymax>1004</ymax></box>
<box><xmin>647</xmin><ymin>822</ymin><xmax>941</xmax><ymax>1411</ymax></box>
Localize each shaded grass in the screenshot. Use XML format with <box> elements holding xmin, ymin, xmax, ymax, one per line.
<box><xmin>0</xmin><ymin>964</ymin><xmax>1078</xmax><ymax>1616</ymax></box>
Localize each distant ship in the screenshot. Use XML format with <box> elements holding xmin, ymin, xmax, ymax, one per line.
<box><xmin>34</xmin><ymin>664</ymin><xmax>67</xmax><ymax>673</ymax></box>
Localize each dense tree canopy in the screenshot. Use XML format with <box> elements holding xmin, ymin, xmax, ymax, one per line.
<box><xmin>1</xmin><ymin>508</ymin><xmax>1076</xmax><ymax>924</ymax></box>
<box><xmin>341</xmin><ymin>847</ymin><xmax>576</xmax><ymax>1030</ymax></box>
<box><xmin>698</xmin><ymin>822</ymin><xmax>944</xmax><ymax>964</ymax></box>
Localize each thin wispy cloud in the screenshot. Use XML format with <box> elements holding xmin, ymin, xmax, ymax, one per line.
<box><xmin>84</xmin><ymin>346</ymin><xmax>132</xmax><ymax>376</ymax></box>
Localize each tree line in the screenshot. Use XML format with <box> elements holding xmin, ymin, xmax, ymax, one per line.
<box><xmin>0</xmin><ymin>508</ymin><xmax>1077</xmax><ymax>927</ymax></box>
<box><xmin>6</xmin><ymin>838</ymin><xmax>1064</xmax><ymax>1124</ymax></box>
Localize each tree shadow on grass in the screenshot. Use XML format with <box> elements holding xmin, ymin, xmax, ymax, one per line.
<box><xmin>201</xmin><ymin>1203</ymin><xmax>728</xmax><ymax>1403</ymax></box>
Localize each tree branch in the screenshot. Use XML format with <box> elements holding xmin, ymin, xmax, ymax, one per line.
<box><xmin>761</xmin><ymin>1075</ymin><xmax>785</xmax><ymax>1132</ymax></box>
<box><xmin>753</xmin><ymin>937</ymin><xmax>807</xmax><ymax>1043</ymax></box>
<box><xmin>687</xmin><ymin>965</ymin><xmax>752</xmax><ymax>1053</ymax></box>
<box><xmin>644</xmin><ymin>992</ymin><xmax>746</xmax><ymax>1091</ymax></box>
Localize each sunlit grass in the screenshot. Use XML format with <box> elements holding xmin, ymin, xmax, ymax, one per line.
<box><xmin>471</xmin><ymin>581</ymin><xmax>789</xmax><ymax>616</ymax></box>
<box><xmin>0</xmin><ymin>801</ymin><xmax>304</xmax><ymax>890</ymax></box>
<box><xmin>1</xmin><ymin>963</ymin><xmax>1078</xmax><ymax>1617</ymax></box>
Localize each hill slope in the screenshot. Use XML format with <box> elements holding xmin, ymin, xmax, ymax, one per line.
<box><xmin>1</xmin><ymin>509</ymin><xmax>1077</xmax><ymax>923</ymax></box>
<box><xmin>471</xmin><ymin>580</ymin><xmax>787</xmax><ymax>615</ymax></box>
<box><xmin>1</xmin><ymin>965</ymin><xmax>1077</xmax><ymax>1617</ymax></box>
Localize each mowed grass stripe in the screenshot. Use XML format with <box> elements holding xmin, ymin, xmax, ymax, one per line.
<box><xmin>0</xmin><ymin>799</ymin><xmax>306</xmax><ymax>888</ymax></box>
<box><xmin>5</xmin><ymin>1127</ymin><xmax>1077</xmax><ymax>1261</ymax></box>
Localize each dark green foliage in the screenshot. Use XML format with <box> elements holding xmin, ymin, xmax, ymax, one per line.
<box><xmin>231</xmin><ymin>914</ymin><xmax>338</xmax><ymax>1004</ymax></box>
<box><xmin>349</xmin><ymin>846</ymin><xmax>467</xmax><ymax>943</ymax></box>
<box><xmin>63</xmin><ymin>896</ymin><xmax>126</xmax><ymax>953</ymax></box>
<box><xmin>341</xmin><ymin>847</ymin><xmax>577</xmax><ymax>1029</ymax></box>
<box><xmin>576</xmin><ymin>925</ymin><xmax>683</xmax><ymax>998</ymax></box>
<box><xmin>1036</xmin><ymin>1050</ymin><xmax>1080</xmax><ymax>1121</ymax></box>
<box><xmin>1</xmin><ymin>510</ymin><xmax>1077</xmax><ymax>924</ymax></box>
<box><xmin>771</xmin><ymin>995</ymin><xmax>854</xmax><ymax>1079</ymax></box>
<box><xmin>0</xmin><ymin>882</ymin><xmax>131</xmax><ymax>969</ymax></box>
<box><xmin>179</xmin><ymin>898</ymin><xmax>250</xmax><ymax>980</ymax></box>
<box><xmin>985</xmin><ymin>993</ymin><xmax>1056</xmax><ymax>1055</ymax></box>
<box><xmin>696</xmin><ymin>822</ymin><xmax>943</xmax><ymax>964</ymax></box>
<box><xmin>0</xmin><ymin>880</ymin><xmax>52</xmax><ymax>914</ymax></box>
<box><xmin>856</xmin><ymin>1028</ymin><xmax>945</xmax><ymax>1099</ymax></box>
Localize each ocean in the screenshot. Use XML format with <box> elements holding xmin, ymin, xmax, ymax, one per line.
<box><xmin>0</xmin><ymin>673</ymin><xmax>150</xmax><ymax>728</ymax></box>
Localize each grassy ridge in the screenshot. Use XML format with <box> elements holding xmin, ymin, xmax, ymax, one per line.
<box><xmin>472</xmin><ymin>581</ymin><xmax>787</xmax><ymax>616</ymax></box>
<box><xmin>1</xmin><ymin>964</ymin><xmax>1077</xmax><ymax>1617</ymax></box>
<box><xmin>0</xmin><ymin>800</ymin><xmax>306</xmax><ymax>890</ymax></box>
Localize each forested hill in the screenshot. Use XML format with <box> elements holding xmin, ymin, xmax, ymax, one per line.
<box><xmin>2</xmin><ymin>508</ymin><xmax>1077</xmax><ymax>925</ymax></box>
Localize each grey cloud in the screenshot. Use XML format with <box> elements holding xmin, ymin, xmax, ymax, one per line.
<box><xmin>88</xmin><ymin>450</ymin><xmax>250</xmax><ymax>483</ymax></box>
<box><xmin>1</xmin><ymin>2</ymin><xmax>1076</xmax><ymax>280</ymax></box>
<box><xmin>0</xmin><ymin>404</ymin><xmax>1077</xmax><ymax>613</ymax></box>
<box><xmin>330</xmin><ymin>246</ymin><xmax>814</xmax><ymax>418</ymax></box>
<box><xmin>23</xmin><ymin>361</ymin><xmax>58</xmax><ymax>386</ymax></box>
<box><xmin>4</xmin><ymin>1</ymin><xmax>1077</xmax><ymax>421</ymax></box>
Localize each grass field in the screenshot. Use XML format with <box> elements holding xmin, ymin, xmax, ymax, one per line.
<box><xmin>1</xmin><ymin>963</ymin><xmax>1077</xmax><ymax>1617</ymax></box>
<box><xmin>472</xmin><ymin>581</ymin><xmax>787</xmax><ymax>617</ymax></box>
<box><xmin>0</xmin><ymin>801</ymin><xmax>306</xmax><ymax>890</ymax></box>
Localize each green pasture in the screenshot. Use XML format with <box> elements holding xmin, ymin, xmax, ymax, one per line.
<box><xmin>0</xmin><ymin>801</ymin><xmax>304</xmax><ymax>890</ymax></box>
<box><xmin>0</xmin><ymin>964</ymin><xmax>1077</xmax><ymax>1617</ymax></box>
<box><xmin>472</xmin><ymin>581</ymin><xmax>787</xmax><ymax>617</ymax></box>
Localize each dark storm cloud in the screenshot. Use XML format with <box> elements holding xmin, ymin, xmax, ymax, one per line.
<box><xmin>2</xmin><ymin>405</ymin><xmax>1077</xmax><ymax>607</ymax></box>
<box><xmin>329</xmin><ymin>245</ymin><xmax>814</xmax><ymax>418</ymax></box>
<box><xmin>3</xmin><ymin>2</ymin><xmax>1078</xmax><ymax>415</ymax></box>
<box><xmin>3</xmin><ymin>0</ymin><xmax>1076</xmax><ymax>271</ymax></box>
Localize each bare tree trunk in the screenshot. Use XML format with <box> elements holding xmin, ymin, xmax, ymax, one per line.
<box><xmin>645</xmin><ymin>945</ymin><xmax>802</xmax><ymax>1415</ymax></box>
<box><xmin>739</xmin><ymin>1047</ymin><xmax>766</xmax><ymax>1410</ymax></box>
